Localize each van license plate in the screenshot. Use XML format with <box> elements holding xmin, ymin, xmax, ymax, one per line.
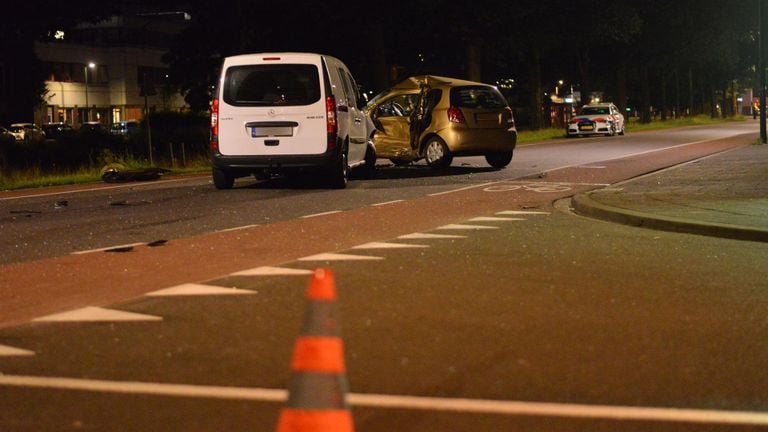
<box><xmin>252</xmin><ymin>126</ymin><xmax>292</xmax><ymax>137</ymax></box>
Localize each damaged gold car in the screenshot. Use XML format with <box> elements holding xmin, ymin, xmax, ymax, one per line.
<box><xmin>364</xmin><ymin>75</ymin><xmax>517</xmax><ymax>169</ymax></box>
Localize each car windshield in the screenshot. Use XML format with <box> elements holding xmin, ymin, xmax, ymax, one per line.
<box><xmin>223</xmin><ymin>64</ymin><xmax>321</xmax><ymax>107</ymax></box>
<box><xmin>580</xmin><ymin>106</ymin><xmax>610</xmax><ymax>115</ymax></box>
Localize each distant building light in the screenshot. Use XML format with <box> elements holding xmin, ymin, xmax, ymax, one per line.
<box><xmin>54</xmin><ymin>30</ymin><xmax>65</xmax><ymax>40</ymax></box>
<box><xmin>565</xmin><ymin>97</ymin><xmax>574</xmax><ymax>103</ymax></box>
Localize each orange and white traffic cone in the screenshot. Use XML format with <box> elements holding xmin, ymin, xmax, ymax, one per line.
<box><xmin>276</xmin><ymin>268</ymin><xmax>354</xmax><ymax>432</ymax></box>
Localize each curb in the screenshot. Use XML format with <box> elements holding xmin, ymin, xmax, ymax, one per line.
<box><xmin>571</xmin><ymin>192</ymin><xmax>768</xmax><ymax>243</ymax></box>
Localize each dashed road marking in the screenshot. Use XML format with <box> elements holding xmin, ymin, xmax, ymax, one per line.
<box><xmin>0</xmin><ymin>344</ymin><xmax>34</xmax><ymax>357</ymax></box>
<box><xmin>146</xmin><ymin>283</ymin><xmax>255</xmax><ymax>297</ymax></box>
<box><xmin>352</xmin><ymin>242</ymin><xmax>429</xmax><ymax>250</ymax></box>
<box><xmin>428</xmin><ymin>182</ymin><xmax>498</xmax><ymax>196</ymax></box>
<box><xmin>72</xmin><ymin>243</ymin><xmax>145</xmax><ymax>255</ymax></box>
<box><xmin>398</xmin><ymin>233</ymin><xmax>467</xmax><ymax>239</ymax></box>
<box><xmin>33</xmin><ymin>307</ymin><xmax>163</xmax><ymax>323</ymax></box>
<box><xmin>298</xmin><ymin>252</ymin><xmax>384</xmax><ymax>261</ymax></box>
<box><xmin>2</xmin><ymin>375</ymin><xmax>767</xmax><ymax>426</ymax></box>
<box><xmin>231</xmin><ymin>266</ymin><xmax>314</xmax><ymax>276</ymax></box>
<box><xmin>216</xmin><ymin>224</ymin><xmax>260</xmax><ymax>233</ymax></box>
<box><xmin>497</xmin><ymin>210</ymin><xmax>550</xmax><ymax>215</ymax></box>
<box><xmin>301</xmin><ymin>210</ymin><xmax>342</xmax><ymax>218</ymax></box>
<box><xmin>371</xmin><ymin>200</ymin><xmax>404</xmax><ymax>206</ymax></box>
<box><xmin>436</xmin><ymin>224</ymin><xmax>499</xmax><ymax>230</ymax></box>
<box><xmin>468</xmin><ymin>217</ymin><xmax>525</xmax><ymax>222</ymax></box>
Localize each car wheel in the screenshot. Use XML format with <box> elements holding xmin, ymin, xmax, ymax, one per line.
<box><xmin>485</xmin><ymin>151</ymin><xmax>513</xmax><ymax>169</ymax></box>
<box><xmin>212</xmin><ymin>168</ymin><xmax>234</xmax><ymax>190</ymax></box>
<box><xmin>424</xmin><ymin>137</ymin><xmax>453</xmax><ymax>169</ymax></box>
<box><xmin>327</xmin><ymin>144</ymin><xmax>349</xmax><ymax>189</ymax></box>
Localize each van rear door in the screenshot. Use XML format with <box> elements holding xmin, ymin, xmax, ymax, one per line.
<box><xmin>217</xmin><ymin>56</ymin><xmax>327</xmax><ymax>156</ymax></box>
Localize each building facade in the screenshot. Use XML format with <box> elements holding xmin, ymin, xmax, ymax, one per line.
<box><xmin>34</xmin><ymin>11</ymin><xmax>189</xmax><ymax>128</ymax></box>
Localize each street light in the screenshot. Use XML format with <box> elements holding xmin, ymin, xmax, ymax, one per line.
<box><xmin>84</xmin><ymin>62</ymin><xmax>95</xmax><ymax>122</ymax></box>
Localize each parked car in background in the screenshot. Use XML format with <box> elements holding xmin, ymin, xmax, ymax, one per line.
<box><xmin>364</xmin><ymin>75</ymin><xmax>517</xmax><ymax>169</ymax></box>
<box><xmin>110</xmin><ymin>120</ymin><xmax>141</xmax><ymax>137</ymax></box>
<box><xmin>566</xmin><ymin>103</ymin><xmax>626</xmax><ymax>137</ymax></box>
<box><xmin>79</xmin><ymin>121</ymin><xmax>109</xmax><ymax>133</ymax></box>
<box><xmin>41</xmin><ymin>122</ymin><xmax>75</xmax><ymax>140</ymax></box>
<box><xmin>9</xmin><ymin>123</ymin><xmax>45</xmax><ymax>143</ymax></box>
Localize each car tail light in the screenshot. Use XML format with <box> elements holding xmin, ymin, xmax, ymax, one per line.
<box><xmin>505</xmin><ymin>106</ymin><xmax>514</xmax><ymax>124</ymax></box>
<box><xmin>447</xmin><ymin>106</ymin><xmax>466</xmax><ymax>124</ymax></box>
<box><xmin>210</xmin><ymin>98</ymin><xmax>219</xmax><ymax>152</ymax></box>
<box><xmin>326</xmin><ymin>95</ymin><xmax>338</xmax><ymax>150</ymax></box>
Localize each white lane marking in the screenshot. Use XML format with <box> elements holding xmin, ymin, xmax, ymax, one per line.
<box><xmin>428</xmin><ymin>182</ymin><xmax>499</xmax><ymax>196</ymax></box>
<box><xmin>231</xmin><ymin>266</ymin><xmax>314</xmax><ymax>276</ymax></box>
<box><xmin>0</xmin><ymin>177</ymin><xmax>200</xmax><ymax>202</ymax></box>
<box><xmin>352</xmin><ymin>242</ymin><xmax>429</xmax><ymax>250</ymax></box>
<box><xmin>579</xmin><ymin>165</ymin><xmax>606</xmax><ymax>169</ymax></box>
<box><xmin>298</xmin><ymin>253</ymin><xmax>384</xmax><ymax>261</ymax></box>
<box><xmin>468</xmin><ymin>217</ymin><xmax>525</xmax><ymax>222</ymax></box>
<box><xmin>398</xmin><ymin>233</ymin><xmax>467</xmax><ymax>239</ymax></box>
<box><xmin>436</xmin><ymin>224</ymin><xmax>499</xmax><ymax>230</ymax></box>
<box><xmin>71</xmin><ymin>243</ymin><xmax>145</xmax><ymax>255</ymax></box>
<box><xmin>216</xmin><ymin>224</ymin><xmax>260</xmax><ymax>233</ymax></box>
<box><xmin>33</xmin><ymin>307</ymin><xmax>163</xmax><ymax>323</ymax></box>
<box><xmin>371</xmin><ymin>200</ymin><xmax>404</xmax><ymax>206</ymax></box>
<box><xmin>497</xmin><ymin>210</ymin><xmax>551</xmax><ymax>215</ymax></box>
<box><xmin>146</xmin><ymin>283</ymin><xmax>255</xmax><ymax>297</ymax></box>
<box><xmin>301</xmin><ymin>210</ymin><xmax>342</xmax><ymax>218</ymax></box>
<box><xmin>0</xmin><ymin>345</ymin><xmax>35</xmax><ymax>357</ymax></box>
<box><xmin>2</xmin><ymin>375</ymin><xmax>767</xmax><ymax>426</ymax></box>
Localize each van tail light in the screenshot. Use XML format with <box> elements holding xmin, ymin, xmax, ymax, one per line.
<box><xmin>326</xmin><ymin>95</ymin><xmax>338</xmax><ymax>150</ymax></box>
<box><xmin>447</xmin><ymin>106</ymin><xmax>466</xmax><ymax>124</ymax></box>
<box><xmin>210</xmin><ymin>98</ymin><xmax>219</xmax><ymax>152</ymax></box>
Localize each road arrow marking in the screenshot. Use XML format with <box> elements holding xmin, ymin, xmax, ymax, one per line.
<box><xmin>231</xmin><ymin>266</ymin><xmax>314</xmax><ymax>276</ymax></box>
<box><xmin>33</xmin><ymin>307</ymin><xmax>162</xmax><ymax>323</ymax></box>
<box><xmin>435</xmin><ymin>224</ymin><xmax>499</xmax><ymax>230</ymax></box>
<box><xmin>398</xmin><ymin>233</ymin><xmax>467</xmax><ymax>239</ymax></box>
<box><xmin>0</xmin><ymin>344</ymin><xmax>34</xmax><ymax>357</ymax></box>
<box><xmin>352</xmin><ymin>242</ymin><xmax>429</xmax><ymax>250</ymax></box>
<box><xmin>298</xmin><ymin>253</ymin><xmax>383</xmax><ymax>261</ymax></box>
<box><xmin>146</xmin><ymin>283</ymin><xmax>254</xmax><ymax>296</ymax></box>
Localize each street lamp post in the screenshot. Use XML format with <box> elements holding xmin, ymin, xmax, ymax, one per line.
<box><xmin>84</xmin><ymin>62</ymin><xmax>95</xmax><ymax>123</ymax></box>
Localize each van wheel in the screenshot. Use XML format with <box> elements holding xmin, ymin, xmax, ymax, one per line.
<box><xmin>212</xmin><ymin>168</ymin><xmax>234</xmax><ymax>190</ymax></box>
<box><xmin>485</xmin><ymin>151</ymin><xmax>513</xmax><ymax>169</ymax></box>
<box><xmin>424</xmin><ymin>137</ymin><xmax>452</xmax><ymax>169</ymax></box>
<box><xmin>328</xmin><ymin>146</ymin><xmax>349</xmax><ymax>189</ymax></box>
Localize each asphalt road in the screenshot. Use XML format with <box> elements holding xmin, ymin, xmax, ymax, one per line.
<box><xmin>1</xmin><ymin>122</ymin><xmax>766</xmax><ymax>431</ymax></box>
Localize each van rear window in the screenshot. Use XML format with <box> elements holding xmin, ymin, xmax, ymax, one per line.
<box><xmin>223</xmin><ymin>64</ymin><xmax>321</xmax><ymax>106</ymax></box>
<box><xmin>450</xmin><ymin>86</ymin><xmax>507</xmax><ymax>109</ymax></box>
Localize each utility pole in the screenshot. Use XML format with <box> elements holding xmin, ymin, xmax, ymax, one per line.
<box><xmin>760</xmin><ymin>0</ymin><xmax>767</xmax><ymax>143</ymax></box>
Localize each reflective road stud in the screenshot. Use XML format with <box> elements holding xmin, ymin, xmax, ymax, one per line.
<box><xmin>276</xmin><ymin>268</ymin><xmax>354</xmax><ymax>432</ymax></box>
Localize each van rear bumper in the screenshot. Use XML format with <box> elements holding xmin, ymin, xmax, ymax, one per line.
<box><xmin>212</xmin><ymin>151</ymin><xmax>337</xmax><ymax>175</ymax></box>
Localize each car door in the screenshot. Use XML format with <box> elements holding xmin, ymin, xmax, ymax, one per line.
<box><xmin>370</xmin><ymin>93</ymin><xmax>419</xmax><ymax>159</ymax></box>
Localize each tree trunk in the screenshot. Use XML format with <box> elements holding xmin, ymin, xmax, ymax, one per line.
<box><xmin>465</xmin><ymin>38</ymin><xmax>482</xmax><ymax>82</ymax></box>
<box><xmin>577</xmin><ymin>49</ymin><xmax>591</xmax><ymax>105</ymax></box>
<box><xmin>640</xmin><ymin>65</ymin><xmax>652</xmax><ymax>123</ymax></box>
<box><xmin>527</xmin><ymin>48</ymin><xmax>544</xmax><ymax>130</ymax></box>
<box><xmin>616</xmin><ymin>66</ymin><xmax>627</xmax><ymax>115</ymax></box>
<box><xmin>660</xmin><ymin>70</ymin><xmax>668</xmax><ymax>121</ymax></box>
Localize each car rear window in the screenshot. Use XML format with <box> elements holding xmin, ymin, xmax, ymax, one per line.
<box><xmin>450</xmin><ymin>86</ymin><xmax>507</xmax><ymax>109</ymax></box>
<box><xmin>223</xmin><ymin>64</ymin><xmax>321</xmax><ymax>107</ymax></box>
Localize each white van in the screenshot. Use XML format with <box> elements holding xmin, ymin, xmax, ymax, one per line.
<box><xmin>210</xmin><ymin>52</ymin><xmax>376</xmax><ymax>189</ymax></box>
